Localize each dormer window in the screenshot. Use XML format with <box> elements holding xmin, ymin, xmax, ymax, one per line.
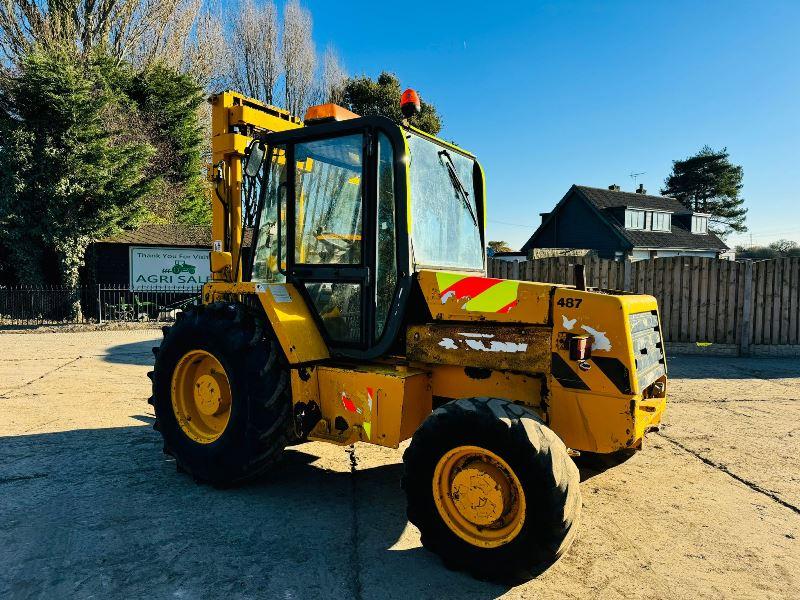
<box><xmin>624</xmin><ymin>209</ymin><xmax>671</xmax><ymax>232</ymax></box>
<box><xmin>625</xmin><ymin>209</ymin><xmax>645</xmax><ymax>229</ymax></box>
<box><xmin>650</xmin><ymin>211</ymin><xmax>671</xmax><ymax>232</ymax></box>
<box><xmin>692</xmin><ymin>215</ymin><xmax>708</xmax><ymax>234</ymax></box>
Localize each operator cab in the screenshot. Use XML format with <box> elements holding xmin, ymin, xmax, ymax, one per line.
<box><xmin>245</xmin><ymin>101</ymin><xmax>485</xmax><ymax>358</ymax></box>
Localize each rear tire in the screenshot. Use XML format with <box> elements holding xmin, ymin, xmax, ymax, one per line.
<box><xmin>402</xmin><ymin>397</ymin><xmax>581</xmax><ymax>582</ymax></box>
<box><xmin>149</xmin><ymin>302</ymin><xmax>291</xmax><ymax>486</ymax></box>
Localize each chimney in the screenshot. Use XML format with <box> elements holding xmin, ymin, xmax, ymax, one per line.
<box><xmin>608</xmin><ymin>184</ymin><xmax>620</xmax><ymax>191</ymax></box>
<box><xmin>539</xmin><ymin>212</ymin><xmax>550</xmax><ymax>224</ymax></box>
<box><xmin>636</xmin><ymin>183</ymin><xmax>646</xmax><ymax>194</ymax></box>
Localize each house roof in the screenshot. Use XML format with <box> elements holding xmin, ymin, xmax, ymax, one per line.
<box><xmin>576</xmin><ymin>185</ymin><xmax>690</xmax><ymax>213</ymax></box>
<box><xmin>97</xmin><ymin>224</ymin><xmax>255</xmax><ymax>247</ymax></box>
<box><xmin>523</xmin><ymin>185</ymin><xmax>729</xmax><ymax>252</ymax></box>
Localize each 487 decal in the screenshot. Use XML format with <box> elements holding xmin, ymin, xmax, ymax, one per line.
<box><xmin>557</xmin><ymin>297</ymin><xmax>583</xmax><ymax>308</ymax></box>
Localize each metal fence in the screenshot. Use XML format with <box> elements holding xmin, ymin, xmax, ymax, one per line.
<box><xmin>0</xmin><ymin>285</ymin><xmax>201</xmax><ymax>326</ymax></box>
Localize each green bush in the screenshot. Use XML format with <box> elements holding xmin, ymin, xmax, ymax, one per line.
<box><xmin>0</xmin><ymin>48</ymin><xmax>208</xmax><ymax>311</ymax></box>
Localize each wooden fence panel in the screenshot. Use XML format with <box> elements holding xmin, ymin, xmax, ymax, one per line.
<box><xmin>735</xmin><ymin>260</ymin><xmax>746</xmax><ymax>347</ymax></box>
<box><xmin>790</xmin><ymin>258</ymin><xmax>800</xmax><ymax>344</ymax></box>
<box><xmin>714</xmin><ymin>260</ymin><xmax>727</xmax><ymax>343</ymax></box>
<box><xmin>697</xmin><ymin>258</ymin><xmax>708</xmax><ymax>341</ymax></box>
<box><xmin>688</xmin><ymin>257</ymin><xmax>700</xmax><ymax>342</ymax></box>
<box><xmin>754</xmin><ymin>261</ymin><xmax>765</xmax><ymax>345</ymax></box>
<box><xmin>719</xmin><ymin>260</ymin><xmax>729</xmax><ymax>344</ymax></box>
<box><xmin>635</xmin><ymin>260</ymin><xmax>645</xmax><ymax>296</ymax></box>
<box><xmin>706</xmin><ymin>259</ymin><xmax>719</xmax><ymax>343</ymax></box>
<box><xmin>487</xmin><ymin>256</ymin><xmax>800</xmax><ymax>352</ymax></box>
<box><xmin>726</xmin><ymin>261</ymin><xmax>739</xmax><ymax>345</ymax></box>
<box><xmin>663</xmin><ymin>258</ymin><xmax>674</xmax><ymax>340</ymax></box>
<box><xmin>780</xmin><ymin>259</ymin><xmax>791</xmax><ymax>345</ymax></box>
<box><xmin>764</xmin><ymin>260</ymin><xmax>775</xmax><ymax>344</ymax></box>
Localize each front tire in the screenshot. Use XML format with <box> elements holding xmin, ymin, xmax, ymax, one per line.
<box><xmin>149</xmin><ymin>302</ymin><xmax>291</xmax><ymax>486</ymax></box>
<box><xmin>402</xmin><ymin>398</ymin><xmax>581</xmax><ymax>582</ymax></box>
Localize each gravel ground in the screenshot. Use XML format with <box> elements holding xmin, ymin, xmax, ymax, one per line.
<box><xmin>0</xmin><ymin>330</ymin><xmax>798</xmax><ymax>599</ymax></box>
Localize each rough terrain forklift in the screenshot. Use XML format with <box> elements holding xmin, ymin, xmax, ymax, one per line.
<box><xmin>149</xmin><ymin>89</ymin><xmax>667</xmax><ymax>581</ymax></box>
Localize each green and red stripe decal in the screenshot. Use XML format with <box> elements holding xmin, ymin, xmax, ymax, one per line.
<box><xmin>436</xmin><ymin>273</ymin><xmax>520</xmax><ymax>314</ymax></box>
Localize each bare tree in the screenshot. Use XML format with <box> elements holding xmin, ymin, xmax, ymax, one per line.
<box><xmin>0</xmin><ymin>0</ymin><xmax>122</xmax><ymax>60</ymax></box>
<box><xmin>186</xmin><ymin>0</ymin><xmax>229</xmax><ymax>88</ymax></box>
<box><xmin>230</xmin><ymin>0</ymin><xmax>279</xmax><ymax>104</ymax></box>
<box><xmin>282</xmin><ymin>0</ymin><xmax>315</xmax><ymax>117</ymax></box>
<box><xmin>0</xmin><ymin>0</ymin><xmax>222</xmax><ymax>83</ymax></box>
<box><xmin>0</xmin><ymin>0</ymin><xmax>173</xmax><ymax>62</ymax></box>
<box><xmin>320</xmin><ymin>44</ymin><xmax>346</xmax><ymax>104</ymax></box>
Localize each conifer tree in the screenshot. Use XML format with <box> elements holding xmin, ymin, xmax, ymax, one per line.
<box><xmin>662</xmin><ymin>146</ymin><xmax>747</xmax><ymax>236</ymax></box>
<box><xmin>0</xmin><ymin>49</ymin><xmax>154</xmax><ymax>315</ymax></box>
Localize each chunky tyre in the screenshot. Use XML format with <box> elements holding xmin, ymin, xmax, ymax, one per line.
<box><xmin>402</xmin><ymin>397</ymin><xmax>581</xmax><ymax>582</ymax></box>
<box><xmin>149</xmin><ymin>302</ymin><xmax>291</xmax><ymax>486</ymax></box>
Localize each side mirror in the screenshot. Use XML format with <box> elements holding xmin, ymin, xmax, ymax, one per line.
<box><xmin>243</xmin><ymin>139</ymin><xmax>265</xmax><ymax>178</ymax></box>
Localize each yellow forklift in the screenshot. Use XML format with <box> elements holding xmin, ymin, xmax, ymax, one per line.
<box><xmin>149</xmin><ymin>90</ymin><xmax>667</xmax><ymax>581</ymax></box>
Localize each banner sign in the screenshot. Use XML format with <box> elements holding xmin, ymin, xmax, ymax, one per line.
<box><xmin>129</xmin><ymin>246</ymin><xmax>211</xmax><ymax>290</ymax></box>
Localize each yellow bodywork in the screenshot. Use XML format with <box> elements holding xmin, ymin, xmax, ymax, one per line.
<box><xmin>202</xmin><ymin>270</ymin><xmax>667</xmax><ymax>455</ymax></box>
<box><xmin>412</xmin><ymin>271</ymin><xmax>667</xmax><ymax>453</ymax></box>
<box><xmin>425</xmin><ymin>365</ymin><xmax>544</xmax><ymax>415</ymax></box>
<box><xmin>203</xmin><ymin>281</ymin><xmax>328</xmax><ymax>364</ymax></box>
<box><xmin>548</xmin><ymin>288</ymin><xmax>667</xmax><ymax>452</ymax></box>
<box><xmin>291</xmin><ymin>364</ymin><xmax>431</xmax><ymax>448</ymax></box>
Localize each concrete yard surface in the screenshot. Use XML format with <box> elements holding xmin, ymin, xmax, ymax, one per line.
<box><xmin>1</xmin><ymin>330</ymin><xmax>798</xmax><ymax>599</ymax></box>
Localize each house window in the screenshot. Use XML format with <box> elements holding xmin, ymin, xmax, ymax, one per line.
<box><xmin>626</xmin><ymin>209</ymin><xmax>670</xmax><ymax>231</ymax></box>
<box><xmin>625</xmin><ymin>209</ymin><xmax>645</xmax><ymax>229</ymax></box>
<box><xmin>692</xmin><ymin>215</ymin><xmax>708</xmax><ymax>234</ymax></box>
<box><xmin>651</xmin><ymin>211</ymin><xmax>671</xmax><ymax>232</ymax></box>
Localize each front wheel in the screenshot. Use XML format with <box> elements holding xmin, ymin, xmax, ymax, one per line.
<box><xmin>149</xmin><ymin>302</ymin><xmax>292</xmax><ymax>486</ymax></box>
<box><xmin>402</xmin><ymin>398</ymin><xmax>581</xmax><ymax>582</ymax></box>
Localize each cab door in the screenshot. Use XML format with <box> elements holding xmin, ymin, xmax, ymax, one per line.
<box><xmin>250</xmin><ymin>119</ymin><xmax>408</xmax><ymax>358</ymax></box>
<box><xmin>287</xmin><ymin>131</ymin><xmax>371</xmax><ymax>349</ymax></box>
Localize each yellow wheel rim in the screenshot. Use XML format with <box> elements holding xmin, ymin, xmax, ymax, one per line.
<box><xmin>171</xmin><ymin>350</ymin><xmax>232</xmax><ymax>444</ymax></box>
<box><xmin>433</xmin><ymin>445</ymin><xmax>526</xmax><ymax>548</ymax></box>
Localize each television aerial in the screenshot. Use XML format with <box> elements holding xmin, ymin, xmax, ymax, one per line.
<box><xmin>629</xmin><ymin>171</ymin><xmax>646</xmax><ymax>186</ymax></box>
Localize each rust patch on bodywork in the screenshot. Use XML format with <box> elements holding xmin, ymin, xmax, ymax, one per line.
<box><xmin>407</xmin><ymin>323</ymin><xmax>551</xmax><ymax>375</ymax></box>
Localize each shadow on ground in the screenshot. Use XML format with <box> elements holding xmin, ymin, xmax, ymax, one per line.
<box><xmin>666</xmin><ymin>355</ymin><xmax>800</xmax><ymax>380</ymax></box>
<box><xmin>0</xmin><ymin>424</ymin><xmax>509</xmax><ymax>599</ymax></box>
<box><xmin>103</xmin><ymin>339</ymin><xmax>159</xmax><ymax>366</ymax></box>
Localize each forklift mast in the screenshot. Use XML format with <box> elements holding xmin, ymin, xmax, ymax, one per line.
<box><xmin>208</xmin><ymin>91</ymin><xmax>301</xmax><ymax>282</ymax></box>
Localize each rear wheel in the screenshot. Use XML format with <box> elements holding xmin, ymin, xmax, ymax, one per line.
<box><xmin>149</xmin><ymin>302</ymin><xmax>291</xmax><ymax>486</ymax></box>
<box><xmin>403</xmin><ymin>397</ymin><xmax>581</xmax><ymax>582</ymax></box>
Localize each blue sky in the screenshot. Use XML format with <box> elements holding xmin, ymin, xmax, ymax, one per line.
<box><xmin>305</xmin><ymin>0</ymin><xmax>799</xmax><ymax>250</ymax></box>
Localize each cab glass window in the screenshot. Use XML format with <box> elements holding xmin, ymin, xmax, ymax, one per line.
<box><xmin>407</xmin><ymin>133</ymin><xmax>483</xmax><ymax>270</ymax></box>
<box><xmin>304</xmin><ymin>282</ymin><xmax>361</xmax><ymax>343</ymax></box>
<box><xmin>252</xmin><ymin>145</ymin><xmax>287</xmax><ymax>283</ymax></box>
<box><xmin>294</xmin><ymin>135</ymin><xmax>363</xmax><ymax>264</ymax></box>
<box><xmin>375</xmin><ymin>132</ymin><xmax>397</xmax><ymax>338</ymax></box>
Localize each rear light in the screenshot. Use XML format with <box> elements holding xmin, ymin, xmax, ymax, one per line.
<box><xmin>569</xmin><ymin>335</ymin><xmax>592</xmax><ymax>361</ymax></box>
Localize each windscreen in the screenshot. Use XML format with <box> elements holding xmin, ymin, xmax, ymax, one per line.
<box><xmin>407</xmin><ymin>133</ymin><xmax>483</xmax><ymax>270</ymax></box>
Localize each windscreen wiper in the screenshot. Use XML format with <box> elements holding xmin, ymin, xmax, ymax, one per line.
<box><xmin>438</xmin><ymin>149</ymin><xmax>478</xmax><ymax>226</ymax></box>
